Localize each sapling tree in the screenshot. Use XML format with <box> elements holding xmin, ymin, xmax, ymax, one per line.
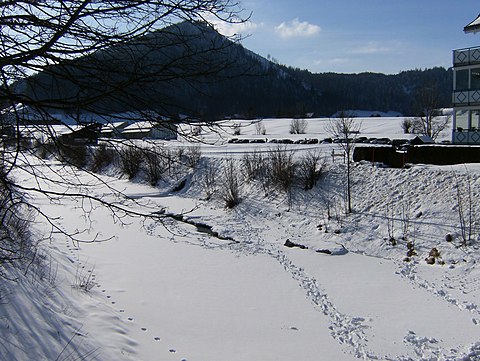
<box><xmin>454</xmin><ymin>170</ymin><xmax>476</xmax><ymax>246</ymax></box>
<box><xmin>326</xmin><ymin>111</ymin><xmax>362</xmax><ymax>213</ymax></box>
<box><xmin>411</xmin><ymin>84</ymin><xmax>450</xmax><ymax>140</ymax></box>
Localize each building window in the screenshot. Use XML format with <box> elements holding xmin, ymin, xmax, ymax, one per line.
<box><xmin>455</xmin><ymin>69</ymin><xmax>469</xmax><ymax>90</ymax></box>
<box><xmin>455</xmin><ymin>110</ymin><xmax>469</xmax><ymax>131</ymax></box>
<box><xmin>471</xmin><ymin>67</ymin><xmax>480</xmax><ymax>89</ymax></box>
<box><xmin>472</xmin><ymin>110</ymin><xmax>480</xmax><ymax>130</ymax></box>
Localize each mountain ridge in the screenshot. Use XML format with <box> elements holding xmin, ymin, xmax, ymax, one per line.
<box><xmin>21</xmin><ymin>21</ymin><xmax>453</xmax><ymax>119</ymax></box>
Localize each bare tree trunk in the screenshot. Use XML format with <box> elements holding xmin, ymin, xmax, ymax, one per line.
<box><xmin>346</xmin><ymin>148</ymin><xmax>352</xmax><ymax>213</ymax></box>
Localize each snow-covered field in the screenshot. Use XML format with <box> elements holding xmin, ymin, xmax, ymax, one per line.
<box><xmin>3</xmin><ymin>116</ymin><xmax>480</xmax><ymax>361</ymax></box>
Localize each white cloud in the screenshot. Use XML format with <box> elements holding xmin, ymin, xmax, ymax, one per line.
<box><xmin>349</xmin><ymin>41</ymin><xmax>399</xmax><ymax>55</ymax></box>
<box><xmin>275</xmin><ymin>18</ymin><xmax>321</xmax><ymax>39</ymax></box>
<box><xmin>315</xmin><ymin>58</ymin><xmax>350</xmax><ymax>66</ymax></box>
<box><xmin>212</xmin><ymin>20</ymin><xmax>261</xmax><ymax>37</ymax></box>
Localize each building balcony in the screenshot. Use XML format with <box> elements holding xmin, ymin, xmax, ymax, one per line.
<box><xmin>453</xmin><ymin>46</ymin><xmax>480</xmax><ymax>66</ymax></box>
<box><xmin>453</xmin><ymin>89</ymin><xmax>480</xmax><ymax>106</ymax></box>
<box><xmin>453</xmin><ymin>129</ymin><xmax>480</xmax><ymax>144</ymax></box>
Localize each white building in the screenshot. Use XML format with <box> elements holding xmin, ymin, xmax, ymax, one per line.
<box><xmin>120</xmin><ymin>121</ymin><xmax>177</xmax><ymax>140</ymax></box>
<box><xmin>452</xmin><ymin>14</ymin><xmax>480</xmax><ymax>144</ymax></box>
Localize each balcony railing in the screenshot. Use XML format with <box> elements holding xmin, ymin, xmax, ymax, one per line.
<box><xmin>453</xmin><ymin>46</ymin><xmax>480</xmax><ymax>66</ymax></box>
<box><xmin>453</xmin><ymin>89</ymin><xmax>480</xmax><ymax>105</ymax></box>
<box><xmin>453</xmin><ymin>129</ymin><xmax>480</xmax><ymax>144</ymax></box>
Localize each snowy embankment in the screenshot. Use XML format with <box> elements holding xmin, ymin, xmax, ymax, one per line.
<box><xmin>3</xmin><ymin>116</ymin><xmax>480</xmax><ymax>360</ymax></box>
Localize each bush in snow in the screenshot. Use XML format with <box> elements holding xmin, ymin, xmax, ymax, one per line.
<box><xmin>298</xmin><ymin>150</ymin><xmax>325</xmax><ymax>190</ymax></box>
<box><xmin>266</xmin><ymin>145</ymin><xmax>296</xmax><ymax>193</ymax></box>
<box><xmin>222</xmin><ymin>158</ymin><xmax>240</xmax><ymax>208</ymax></box>
<box><xmin>0</xmin><ymin>164</ymin><xmax>36</xmax><ymax>277</ymax></box>
<box><xmin>401</xmin><ymin>118</ymin><xmax>414</xmax><ymax>134</ymax></box>
<box><xmin>120</xmin><ymin>146</ymin><xmax>143</xmax><ymax>180</ymax></box>
<box><xmin>242</xmin><ymin>150</ymin><xmax>265</xmax><ymax>182</ymax></box>
<box><xmin>233</xmin><ymin>123</ymin><xmax>241</xmax><ymax>136</ymax></box>
<box><xmin>143</xmin><ymin>147</ymin><xmax>167</xmax><ymax>186</ymax></box>
<box><xmin>91</xmin><ymin>144</ymin><xmax>116</xmax><ymax>173</ymax></box>
<box><xmin>59</xmin><ymin>143</ymin><xmax>90</xmax><ymax>169</ymax></box>
<box><xmin>191</xmin><ymin>125</ymin><xmax>202</xmax><ymax>136</ymax></box>
<box><xmin>289</xmin><ymin>118</ymin><xmax>308</xmax><ymax>134</ymax></box>
<box><xmin>255</xmin><ymin>120</ymin><xmax>266</xmax><ymax>135</ymax></box>
<box><xmin>35</xmin><ymin>140</ymin><xmax>57</xmax><ymax>160</ymax></box>
<box><xmin>202</xmin><ymin>160</ymin><xmax>217</xmax><ymax>200</ymax></box>
<box><xmin>185</xmin><ymin>144</ymin><xmax>202</xmax><ymax>168</ymax></box>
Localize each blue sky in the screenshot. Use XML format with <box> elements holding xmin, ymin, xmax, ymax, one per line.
<box><xmin>214</xmin><ymin>0</ymin><xmax>480</xmax><ymax>74</ymax></box>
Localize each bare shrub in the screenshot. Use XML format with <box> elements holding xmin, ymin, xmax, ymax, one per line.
<box><xmin>289</xmin><ymin>118</ymin><xmax>308</xmax><ymax>134</ymax></box>
<box><xmin>385</xmin><ymin>205</ymin><xmax>396</xmax><ymax>246</ymax></box>
<box><xmin>298</xmin><ymin>150</ymin><xmax>324</xmax><ymax>190</ymax></box>
<box><xmin>222</xmin><ymin>158</ymin><xmax>240</xmax><ymax>208</ymax></box>
<box><xmin>91</xmin><ymin>144</ymin><xmax>116</xmax><ymax>173</ymax></box>
<box><xmin>175</xmin><ymin>146</ymin><xmax>186</xmax><ymax>162</ymax></box>
<box><xmin>266</xmin><ymin>146</ymin><xmax>296</xmax><ymax>192</ymax></box>
<box><xmin>454</xmin><ymin>171</ymin><xmax>476</xmax><ymax>247</ymax></box>
<box><xmin>202</xmin><ymin>161</ymin><xmax>217</xmax><ymax>200</ymax></box>
<box><xmin>185</xmin><ymin>144</ymin><xmax>202</xmax><ymax>168</ymax></box>
<box><xmin>59</xmin><ymin>144</ymin><xmax>90</xmax><ymax>168</ymax></box>
<box><xmin>120</xmin><ymin>146</ymin><xmax>143</xmax><ymax>180</ymax></box>
<box><xmin>255</xmin><ymin>120</ymin><xmax>266</xmax><ymax>135</ymax></box>
<box><xmin>400</xmin><ymin>202</ymin><xmax>411</xmax><ymax>241</ymax></box>
<box><xmin>35</xmin><ymin>141</ymin><xmax>57</xmax><ymax>160</ymax></box>
<box><xmin>233</xmin><ymin>123</ymin><xmax>241</xmax><ymax>136</ymax></box>
<box><xmin>242</xmin><ymin>150</ymin><xmax>265</xmax><ymax>181</ymax></box>
<box><xmin>192</xmin><ymin>126</ymin><xmax>202</xmax><ymax>136</ymax></box>
<box><xmin>401</xmin><ymin>118</ymin><xmax>414</xmax><ymax>134</ymax></box>
<box><xmin>143</xmin><ymin>147</ymin><xmax>166</xmax><ymax>186</ymax></box>
<box><xmin>73</xmin><ymin>264</ymin><xmax>96</xmax><ymax>292</ymax></box>
<box><xmin>0</xmin><ymin>165</ymin><xmax>36</xmax><ymax>276</ymax></box>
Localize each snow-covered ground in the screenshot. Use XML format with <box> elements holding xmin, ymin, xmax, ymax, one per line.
<box><xmin>3</xmin><ymin>116</ymin><xmax>480</xmax><ymax>361</ymax></box>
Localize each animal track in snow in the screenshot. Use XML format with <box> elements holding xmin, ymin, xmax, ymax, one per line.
<box><xmin>398</xmin><ymin>262</ymin><xmax>480</xmax><ymax>317</ymax></box>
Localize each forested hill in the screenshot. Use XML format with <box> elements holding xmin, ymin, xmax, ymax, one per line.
<box><xmin>289</xmin><ymin>67</ymin><xmax>452</xmax><ymax>117</ymax></box>
<box><xmin>21</xmin><ymin>21</ymin><xmax>452</xmax><ymax>119</ymax></box>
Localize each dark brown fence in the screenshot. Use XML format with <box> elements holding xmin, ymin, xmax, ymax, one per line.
<box><xmin>353</xmin><ymin>145</ymin><xmax>480</xmax><ymax>167</ymax></box>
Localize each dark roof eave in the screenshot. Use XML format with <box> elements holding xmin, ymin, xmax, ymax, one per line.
<box><xmin>464</xmin><ymin>25</ymin><xmax>480</xmax><ymax>34</ymax></box>
<box><xmin>464</xmin><ymin>14</ymin><xmax>480</xmax><ymax>34</ymax></box>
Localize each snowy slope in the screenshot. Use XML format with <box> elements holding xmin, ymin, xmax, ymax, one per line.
<box><xmin>4</xmin><ymin>116</ymin><xmax>480</xmax><ymax>361</ymax></box>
